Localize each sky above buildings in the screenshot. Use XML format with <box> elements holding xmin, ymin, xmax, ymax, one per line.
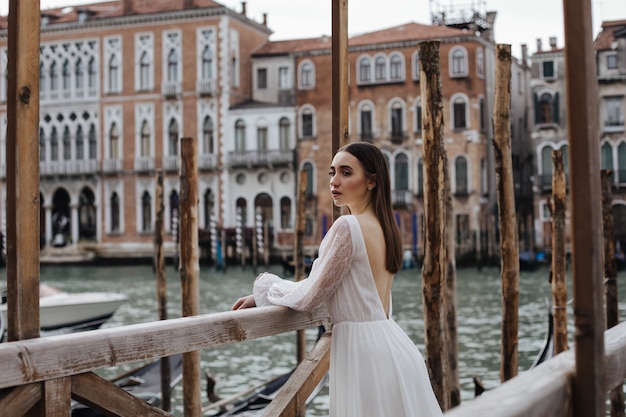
<box><xmin>6</xmin><ymin>0</ymin><xmax>626</xmax><ymax>58</ymax></box>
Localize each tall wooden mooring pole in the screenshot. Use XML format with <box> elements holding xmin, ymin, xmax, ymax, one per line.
<box><xmin>562</xmin><ymin>1</ymin><xmax>605</xmax><ymax>416</ymax></box>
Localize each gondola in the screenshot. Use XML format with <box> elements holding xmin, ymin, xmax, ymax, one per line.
<box><xmin>474</xmin><ymin>307</ymin><xmax>554</xmax><ymax>396</ymax></box>
<box><xmin>71</xmin><ymin>354</ymin><xmax>183</xmax><ymax>416</ymax></box>
<box><xmin>204</xmin><ymin>326</ymin><xmax>328</xmax><ymax>416</ymax></box>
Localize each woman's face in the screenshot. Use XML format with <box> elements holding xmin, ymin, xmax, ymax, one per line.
<box><xmin>329</xmin><ymin>151</ymin><xmax>374</xmax><ymax>212</ymax></box>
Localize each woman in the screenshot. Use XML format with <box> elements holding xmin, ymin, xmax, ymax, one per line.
<box><xmin>232</xmin><ymin>142</ymin><xmax>443</xmax><ymax>417</ymax></box>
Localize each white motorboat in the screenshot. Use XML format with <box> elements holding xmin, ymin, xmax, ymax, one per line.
<box><xmin>0</xmin><ymin>283</ymin><xmax>127</xmax><ymax>333</ymax></box>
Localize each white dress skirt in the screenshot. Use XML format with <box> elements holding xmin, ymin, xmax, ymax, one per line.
<box><xmin>253</xmin><ymin>215</ymin><xmax>444</xmax><ymax>417</ymax></box>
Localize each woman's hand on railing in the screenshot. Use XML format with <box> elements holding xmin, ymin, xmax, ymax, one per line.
<box><xmin>232</xmin><ymin>294</ymin><xmax>256</xmax><ymax>310</ymax></box>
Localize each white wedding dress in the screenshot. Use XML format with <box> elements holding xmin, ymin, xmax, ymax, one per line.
<box><xmin>253</xmin><ymin>215</ymin><xmax>444</xmax><ymax>417</ymax></box>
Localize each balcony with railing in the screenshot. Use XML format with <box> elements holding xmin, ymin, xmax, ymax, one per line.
<box><xmin>198</xmin><ymin>153</ymin><xmax>218</xmax><ymax>171</ymax></box>
<box><xmin>103</xmin><ymin>158</ymin><xmax>123</xmax><ymax>173</ymax></box>
<box><xmin>162</xmin><ymin>80</ymin><xmax>181</xmax><ymax>98</ymax></box>
<box><xmin>392</xmin><ymin>190</ymin><xmax>413</xmax><ymax>208</ymax></box>
<box><xmin>134</xmin><ymin>156</ymin><xmax>155</xmax><ymax>172</ymax></box>
<box><xmin>228</xmin><ymin>149</ymin><xmax>295</xmax><ymax>169</ymax></box>
<box><xmin>162</xmin><ymin>155</ymin><xmax>180</xmax><ymax>172</ymax></box>
<box><xmin>196</xmin><ymin>79</ymin><xmax>216</xmax><ymax>96</ymax></box>
<box><xmin>604</xmin><ymin>118</ymin><xmax>625</xmax><ymax>133</ymax></box>
<box><xmin>39</xmin><ymin>159</ymin><xmax>98</xmax><ymax>176</ymax></box>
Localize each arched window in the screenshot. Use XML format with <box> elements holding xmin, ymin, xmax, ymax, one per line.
<box><xmin>414</xmin><ymin>99</ymin><xmax>422</xmax><ymax>132</ymax></box>
<box><xmin>476</xmin><ymin>47</ymin><xmax>485</xmax><ymax>78</ymax></box>
<box><xmin>39</xmin><ymin>128</ymin><xmax>46</xmax><ymax>162</ymax></box>
<box><xmin>40</xmin><ymin>62</ymin><xmax>46</xmax><ymax>91</ymax></box>
<box><xmin>108</xmin><ymin>55</ymin><xmax>119</xmax><ymax>92</ymax></box>
<box><xmin>452</xmin><ymin>95</ymin><xmax>468</xmax><ymax>129</ymax></box>
<box><xmin>109</xmin><ymin>123</ymin><xmax>119</xmax><ymax>159</ymax></box>
<box><xmin>62</xmin><ymin>59</ymin><xmax>71</xmax><ymax>90</ymax></box>
<box><xmin>601</xmin><ymin>142</ymin><xmax>614</xmax><ymax>170</ymax></box>
<box><xmin>375</xmin><ymin>56</ymin><xmax>386</xmax><ymax>81</ymax></box>
<box><xmin>88</xmin><ymin>124</ymin><xmax>97</xmax><ymax>159</ymax></box>
<box><xmin>50</xmin><ymin>61</ymin><xmax>58</xmax><ymax>91</ymax></box>
<box><xmin>88</xmin><ymin>57</ymin><xmax>96</xmax><ymax>88</ymax></box>
<box><xmin>538</xmin><ymin>92</ymin><xmax>558</xmax><ymax>124</ymax></box>
<box><xmin>280</xmin><ymin>197</ymin><xmax>292</xmax><ymax>229</ymax></box>
<box><xmin>140</xmin><ymin>120</ymin><xmax>150</xmax><ymax>157</ymax></box>
<box><xmin>541</xmin><ymin>146</ymin><xmax>553</xmax><ymax>188</ymax></box>
<box><xmin>359</xmin><ymin>56</ymin><xmax>371</xmax><ymax>83</ymax></box>
<box><xmin>395</xmin><ymin>153</ymin><xmax>409</xmax><ymax>190</ymax></box>
<box><xmin>450</xmin><ymin>46</ymin><xmax>468</xmax><ymax>77</ymax></box>
<box><xmin>169</xmin><ymin>191</ymin><xmax>180</xmax><ymax>234</ymax></box>
<box><xmin>619</xmin><ymin>142</ymin><xmax>626</xmax><ymax>183</ymax></box>
<box><xmin>279</xmin><ymin>117</ymin><xmax>290</xmax><ymax>150</ymax></box>
<box><xmin>167</xmin><ymin>49</ymin><xmax>178</xmax><ymax>82</ymax></box>
<box><xmin>454</xmin><ymin>156</ymin><xmax>469</xmax><ymax>194</ymax></box>
<box><xmin>235</xmin><ymin>119</ymin><xmax>246</xmax><ymax>151</ymax></box>
<box><xmin>141</xmin><ymin>191</ymin><xmax>152</xmax><ymax>232</ymax></box>
<box><xmin>201</xmin><ymin>46</ymin><xmax>213</xmax><ymax>79</ymax></box>
<box><xmin>360</xmin><ymin>103</ymin><xmax>373</xmax><ymax>140</ymax></box>
<box><xmin>390</xmin><ymin>101</ymin><xmax>404</xmax><ymax>139</ymax></box>
<box><xmin>168</xmin><ymin>118</ymin><xmax>179</xmax><ymax>156</ymax></box>
<box><xmin>75</xmin><ymin>58</ymin><xmax>84</xmax><ymax>89</ymax></box>
<box><xmin>63</xmin><ymin>126</ymin><xmax>71</xmax><ymax>160</ymax></box>
<box><xmin>51</xmin><ymin>127</ymin><xmax>59</xmax><ymax>160</ymax></box>
<box><xmin>390</xmin><ymin>54</ymin><xmax>403</xmax><ymax>81</ymax></box>
<box><xmin>300</xmin><ymin>61</ymin><xmax>314</xmax><ymax>89</ymax></box>
<box><xmin>301</xmin><ymin>108</ymin><xmax>314</xmax><ymax>138</ymax></box>
<box><xmin>139</xmin><ymin>52</ymin><xmax>150</xmax><ymax>90</ymax></box>
<box><xmin>110</xmin><ymin>192</ymin><xmax>120</xmax><ymax>232</ymax></box>
<box><xmin>76</xmin><ymin>125</ymin><xmax>84</xmax><ymax>160</ymax></box>
<box><xmin>203</xmin><ymin>116</ymin><xmax>214</xmax><ymax>154</ymax></box>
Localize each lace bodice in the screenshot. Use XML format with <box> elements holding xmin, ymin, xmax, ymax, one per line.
<box><xmin>253</xmin><ymin>215</ymin><xmax>387</xmax><ymax>323</ymax></box>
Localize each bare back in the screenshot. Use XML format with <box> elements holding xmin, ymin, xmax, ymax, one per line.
<box><xmin>354</xmin><ymin>214</ymin><xmax>394</xmax><ymax>318</ymax></box>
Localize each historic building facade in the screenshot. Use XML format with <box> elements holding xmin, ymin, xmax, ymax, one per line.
<box><xmin>0</xmin><ymin>0</ymin><xmax>541</xmax><ymax>265</ymax></box>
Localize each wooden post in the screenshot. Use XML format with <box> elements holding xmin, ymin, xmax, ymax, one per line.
<box><xmin>419</xmin><ymin>40</ymin><xmax>449</xmax><ymax>410</ymax></box>
<box><xmin>445</xmin><ymin>163</ymin><xmax>460</xmax><ymax>407</ymax></box>
<box><xmin>6</xmin><ymin>0</ymin><xmax>41</xmax><ymax>344</ymax></box>
<box><xmin>331</xmin><ymin>0</ymin><xmax>349</xmax><ymax>220</ymax></box>
<box><xmin>493</xmin><ymin>43</ymin><xmax>519</xmax><ymax>382</ymax></box>
<box><xmin>563</xmin><ymin>1</ymin><xmax>605</xmax><ymax>416</ymax></box>
<box><xmin>601</xmin><ymin>170</ymin><xmax>625</xmax><ymax>417</ymax></box>
<box><xmin>179</xmin><ymin>137</ymin><xmax>201</xmax><ymax>417</ymax></box>
<box><xmin>154</xmin><ymin>171</ymin><xmax>172</xmax><ymax>411</ymax></box>
<box><xmin>551</xmin><ymin>150</ymin><xmax>568</xmax><ymax>355</ymax></box>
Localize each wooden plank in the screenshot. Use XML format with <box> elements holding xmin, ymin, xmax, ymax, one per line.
<box><xmin>179</xmin><ymin>137</ymin><xmax>202</xmax><ymax>417</ymax></box>
<box><xmin>562</xmin><ymin>0</ymin><xmax>605</xmax><ymax>416</ymax></box>
<box><xmin>0</xmin><ymin>306</ymin><xmax>328</xmax><ymax>389</ymax></box>
<box><xmin>0</xmin><ymin>384</ymin><xmax>42</xmax><ymax>417</ymax></box>
<box><xmin>43</xmin><ymin>378</ymin><xmax>71</xmax><ymax>417</ymax></box>
<box><xmin>5</xmin><ymin>0</ymin><xmax>41</xmax><ymax>343</ymax></box>
<box><xmin>260</xmin><ymin>331</ymin><xmax>331</xmax><ymax>417</ymax></box>
<box><xmin>71</xmin><ymin>372</ymin><xmax>171</xmax><ymax>417</ymax></box>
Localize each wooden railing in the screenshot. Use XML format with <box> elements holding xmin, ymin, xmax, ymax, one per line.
<box><xmin>0</xmin><ymin>306</ymin><xmax>330</xmax><ymax>417</ymax></box>
<box><xmin>2</xmin><ymin>310</ymin><xmax>626</xmax><ymax>417</ymax></box>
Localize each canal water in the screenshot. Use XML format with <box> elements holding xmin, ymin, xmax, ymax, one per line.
<box><xmin>4</xmin><ymin>263</ymin><xmax>624</xmax><ymax>416</ymax></box>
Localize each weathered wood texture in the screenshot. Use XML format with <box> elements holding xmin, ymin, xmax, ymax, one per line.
<box><xmin>0</xmin><ymin>306</ymin><xmax>328</xmax><ymax>390</ymax></box>
<box><xmin>563</xmin><ymin>0</ymin><xmax>605</xmax><ymax>416</ymax></box>
<box><xmin>260</xmin><ymin>331</ymin><xmax>331</xmax><ymax>417</ymax></box>
<box><xmin>71</xmin><ymin>372</ymin><xmax>171</xmax><ymax>417</ymax></box>
<box><xmin>445</xmin><ymin>320</ymin><xmax>626</xmax><ymax>417</ymax></box>
<box><xmin>419</xmin><ymin>40</ymin><xmax>449</xmax><ymax>410</ymax></box>
<box><xmin>5</xmin><ymin>0</ymin><xmax>41</xmax><ymax>343</ymax></box>
<box><xmin>331</xmin><ymin>0</ymin><xmax>348</xmax><ymax>221</ymax></box>
<box><xmin>179</xmin><ymin>137</ymin><xmax>201</xmax><ymax>417</ymax></box>
<box><xmin>551</xmin><ymin>150</ymin><xmax>568</xmax><ymax>355</ymax></box>
<box><xmin>0</xmin><ymin>383</ymin><xmax>42</xmax><ymax>417</ymax></box>
<box><xmin>493</xmin><ymin>44</ymin><xmax>519</xmax><ymax>382</ymax></box>
<box><xmin>43</xmin><ymin>378</ymin><xmax>71</xmax><ymax>417</ymax></box>
<box><xmin>601</xmin><ymin>170</ymin><xmax>625</xmax><ymax>417</ymax></box>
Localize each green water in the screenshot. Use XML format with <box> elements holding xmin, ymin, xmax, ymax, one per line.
<box><xmin>4</xmin><ymin>263</ymin><xmax>621</xmax><ymax>416</ymax></box>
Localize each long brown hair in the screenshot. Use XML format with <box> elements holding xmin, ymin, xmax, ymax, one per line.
<box><xmin>338</xmin><ymin>142</ymin><xmax>403</xmax><ymax>273</ymax></box>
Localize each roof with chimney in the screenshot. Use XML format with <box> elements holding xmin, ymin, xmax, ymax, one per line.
<box><xmin>594</xmin><ymin>19</ymin><xmax>626</xmax><ymax>51</ymax></box>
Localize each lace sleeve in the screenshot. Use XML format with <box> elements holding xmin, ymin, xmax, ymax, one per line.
<box><xmin>252</xmin><ymin>216</ymin><xmax>353</xmax><ymax>311</ymax></box>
